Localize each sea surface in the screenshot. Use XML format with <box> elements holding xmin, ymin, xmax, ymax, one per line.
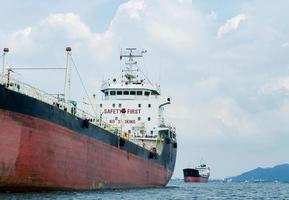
<box><xmin>0</xmin><ymin>179</ymin><xmax>288</xmax><ymax>200</ymax></box>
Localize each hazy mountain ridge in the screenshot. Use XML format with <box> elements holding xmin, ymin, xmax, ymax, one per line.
<box><xmin>227</xmin><ymin>164</ymin><xmax>289</xmax><ymax>182</ymax></box>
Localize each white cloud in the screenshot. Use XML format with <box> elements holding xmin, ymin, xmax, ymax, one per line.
<box><xmin>119</xmin><ymin>0</ymin><xmax>145</xmax><ymax>21</ymax></box>
<box><xmin>147</xmin><ymin>1</ymin><xmax>204</xmax><ymax>50</ymax></box>
<box><xmin>0</xmin><ymin>0</ymin><xmax>205</xmax><ymax>57</ymax></box>
<box><xmin>111</xmin><ymin>0</ymin><xmax>205</xmax><ymax>50</ymax></box>
<box><xmin>41</xmin><ymin>12</ymin><xmax>115</xmax><ymax>56</ymax></box>
<box><xmin>260</xmin><ymin>76</ymin><xmax>289</xmax><ymax>94</ymax></box>
<box><xmin>211</xmin><ymin>97</ymin><xmax>258</xmax><ymax>136</ymax></box>
<box><xmin>42</xmin><ymin>13</ymin><xmax>92</xmax><ymax>40</ymax></box>
<box><xmin>217</xmin><ymin>14</ymin><xmax>247</xmax><ymax>38</ymax></box>
<box><xmin>0</xmin><ymin>12</ymin><xmax>116</xmax><ymax>60</ymax></box>
<box><xmin>0</xmin><ymin>27</ymin><xmax>33</xmax><ymax>51</ymax></box>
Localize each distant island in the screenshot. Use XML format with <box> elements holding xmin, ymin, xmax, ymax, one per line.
<box><xmin>226</xmin><ymin>163</ymin><xmax>289</xmax><ymax>182</ymax></box>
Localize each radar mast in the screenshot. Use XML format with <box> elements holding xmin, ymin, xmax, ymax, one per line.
<box><xmin>120</xmin><ymin>48</ymin><xmax>147</xmax><ymax>84</ymax></box>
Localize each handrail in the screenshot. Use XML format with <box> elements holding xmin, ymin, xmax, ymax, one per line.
<box><xmin>2</xmin><ymin>76</ymin><xmax>123</xmax><ymax>135</ymax></box>
<box><xmin>1</xmin><ymin>75</ymin><xmax>162</xmax><ymax>151</ymax></box>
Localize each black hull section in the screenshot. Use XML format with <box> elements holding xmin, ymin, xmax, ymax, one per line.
<box><xmin>183</xmin><ymin>168</ymin><xmax>201</xmax><ymax>178</ymax></box>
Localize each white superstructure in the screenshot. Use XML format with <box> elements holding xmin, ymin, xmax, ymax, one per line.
<box><xmin>196</xmin><ymin>164</ymin><xmax>210</xmax><ymax>178</ymax></box>
<box><xmin>95</xmin><ymin>48</ymin><xmax>175</xmax><ymax>149</ymax></box>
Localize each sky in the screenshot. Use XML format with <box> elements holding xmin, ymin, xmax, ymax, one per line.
<box><xmin>1</xmin><ymin>0</ymin><xmax>289</xmax><ymax>179</ymax></box>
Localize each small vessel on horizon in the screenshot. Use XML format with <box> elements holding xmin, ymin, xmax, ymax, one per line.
<box><xmin>183</xmin><ymin>164</ymin><xmax>210</xmax><ymax>183</ymax></box>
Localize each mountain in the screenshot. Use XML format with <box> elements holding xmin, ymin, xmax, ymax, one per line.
<box><xmin>227</xmin><ymin>163</ymin><xmax>289</xmax><ymax>182</ymax></box>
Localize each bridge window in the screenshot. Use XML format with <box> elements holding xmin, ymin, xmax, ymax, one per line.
<box><xmin>130</xmin><ymin>91</ymin><xmax>136</xmax><ymax>95</ymax></box>
<box><xmin>137</xmin><ymin>91</ymin><xmax>143</xmax><ymax>95</ymax></box>
<box><xmin>110</xmin><ymin>91</ymin><xmax>116</xmax><ymax>95</ymax></box>
<box><xmin>105</xmin><ymin>91</ymin><xmax>108</xmax><ymax>96</ymax></box>
<box><xmin>151</xmin><ymin>90</ymin><xmax>158</xmax><ymax>95</ymax></box>
<box><xmin>144</xmin><ymin>91</ymin><xmax>150</xmax><ymax>96</ymax></box>
<box><xmin>124</xmin><ymin>91</ymin><xmax>129</xmax><ymax>95</ymax></box>
<box><xmin>117</xmin><ymin>91</ymin><xmax>122</xmax><ymax>95</ymax></box>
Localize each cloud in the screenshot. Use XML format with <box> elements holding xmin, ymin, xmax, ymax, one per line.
<box><xmin>145</xmin><ymin>1</ymin><xmax>204</xmax><ymax>50</ymax></box>
<box><xmin>42</xmin><ymin>13</ymin><xmax>92</xmax><ymax>40</ymax></box>
<box><xmin>118</xmin><ymin>0</ymin><xmax>145</xmax><ymax>21</ymax></box>
<box><xmin>260</xmin><ymin>76</ymin><xmax>289</xmax><ymax>95</ymax></box>
<box><xmin>0</xmin><ymin>12</ymin><xmax>115</xmax><ymax>61</ymax></box>
<box><xmin>112</xmin><ymin>0</ymin><xmax>205</xmax><ymax>51</ymax></box>
<box><xmin>211</xmin><ymin>96</ymin><xmax>258</xmax><ymax>136</ymax></box>
<box><xmin>0</xmin><ymin>0</ymin><xmax>206</xmax><ymax>57</ymax></box>
<box><xmin>217</xmin><ymin>14</ymin><xmax>247</xmax><ymax>38</ymax></box>
<box><xmin>0</xmin><ymin>27</ymin><xmax>33</xmax><ymax>52</ymax></box>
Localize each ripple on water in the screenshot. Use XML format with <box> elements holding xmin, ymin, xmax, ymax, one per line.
<box><xmin>1</xmin><ymin>180</ymin><xmax>289</xmax><ymax>200</ymax></box>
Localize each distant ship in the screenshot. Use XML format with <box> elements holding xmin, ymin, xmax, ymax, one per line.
<box><xmin>0</xmin><ymin>47</ymin><xmax>177</xmax><ymax>191</ymax></box>
<box><xmin>183</xmin><ymin>164</ymin><xmax>210</xmax><ymax>183</ymax></box>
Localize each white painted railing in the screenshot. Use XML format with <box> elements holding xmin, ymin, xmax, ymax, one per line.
<box><xmin>1</xmin><ymin>76</ymin><xmax>123</xmax><ymax>135</ymax></box>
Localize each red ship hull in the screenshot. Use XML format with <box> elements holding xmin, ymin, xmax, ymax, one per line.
<box><xmin>184</xmin><ymin>176</ymin><xmax>208</xmax><ymax>183</ymax></box>
<box><xmin>0</xmin><ymin>109</ymin><xmax>172</xmax><ymax>191</ymax></box>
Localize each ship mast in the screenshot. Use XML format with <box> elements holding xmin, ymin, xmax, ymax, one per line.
<box><xmin>120</xmin><ymin>48</ymin><xmax>147</xmax><ymax>84</ymax></box>
<box><xmin>64</xmin><ymin>47</ymin><xmax>72</xmax><ymax>103</ymax></box>
<box><xmin>1</xmin><ymin>48</ymin><xmax>9</xmax><ymax>85</ymax></box>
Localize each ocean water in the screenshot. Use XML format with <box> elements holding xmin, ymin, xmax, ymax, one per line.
<box><xmin>0</xmin><ymin>179</ymin><xmax>288</xmax><ymax>200</ymax></box>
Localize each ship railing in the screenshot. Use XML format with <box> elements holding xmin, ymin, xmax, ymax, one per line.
<box><xmin>3</xmin><ymin>77</ymin><xmax>90</xmax><ymax>121</ymax></box>
<box><xmin>4</xmin><ymin>77</ymin><xmax>63</xmax><ymax>107</ymax></box>
<box><xmin>2</xmin><ymin>77</ymin><xmax>147</xmax><ymax>145</ymax></box>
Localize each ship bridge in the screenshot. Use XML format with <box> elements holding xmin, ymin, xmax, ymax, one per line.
<box><xmin>95</xmin><ymin>48</ymin><xmax>173</xmax><ymax>149</ymax></box>
<box><xmin>101</xmin><ymin>81</ymin><xmax>161</xmax><ymax>100</ymax></box>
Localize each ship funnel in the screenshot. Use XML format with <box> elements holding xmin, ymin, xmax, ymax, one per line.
<box><xmin>2</xmin><ymin>48</ymin><xmax>9</xmax><ymax>85</ymax></box>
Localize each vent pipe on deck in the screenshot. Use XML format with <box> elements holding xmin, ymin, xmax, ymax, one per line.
<box><xmin>1</xmin><ymin>48</ymin><xmax>9</xmax><ymax>85</ymax></box>
<box><xmin>64</xmin><ymin>47</ymin><xmax>72</xmax><ymax>103</ymax></box>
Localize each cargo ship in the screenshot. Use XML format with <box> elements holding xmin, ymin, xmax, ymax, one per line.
<box><xmin>183</xmin><ymin>164</ymin><xmax>210</xmax><ymax>183</ymax></box>
<box><xmin>0</xmin><ymin>47</ymin><xmax>177</xmax><ymax>191</ymax></box>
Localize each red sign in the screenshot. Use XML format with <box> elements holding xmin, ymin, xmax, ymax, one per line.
<box><xmin>104</xmin><ymin>109</ymin><xmax>141</xmax><ymax>114</ymax></box>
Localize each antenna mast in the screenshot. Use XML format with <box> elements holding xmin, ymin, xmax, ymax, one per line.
<box><xmin>2</xmin><ymin>48</ymin><xmax>9</xmax><ymax>85</ymax></box>
<box><xmin>64</xmin><ymin>47</ymin><xmax>72</xmax><ymax>102</ymax></box>
<box><xmin>120</xmin><ymin>48</ymin><xmax>147</xmax><ymax>83</ymax></box>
